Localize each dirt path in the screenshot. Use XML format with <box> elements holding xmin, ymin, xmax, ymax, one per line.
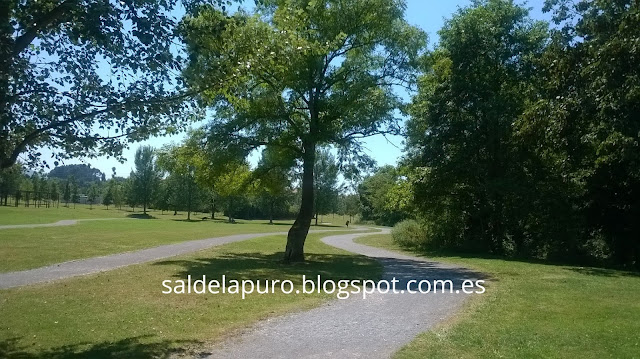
<box><xmin>204</xmin><ymin>229</ymin><xmax>484</xmax><ymax>359</ymax></box>
<box><xmin>0</xmin><ymin>228</ymin><xmax>356</xmax><ymax>290</ymax></box>
<box><xmin>0</xmin><ymin>218</ymin><xmax>127</xmax><ymax>230</ymax></box>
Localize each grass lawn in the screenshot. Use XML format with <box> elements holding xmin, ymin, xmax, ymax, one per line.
<box><xmin>0</xmin><ymin>209</ymin><xmax>347</xmax><ymax>272</ymax></box>
<box><xmin>355</xmin><ymin>234</ymin><xmax>640</xmax><ymax>359</ymax></box>
<box><xmin>0</xmin><ymin>204</ymin><xmax>134</xmax><ymax>225</ymax></box>
<box><xmin>0</xmin><ymin>231</ymin><xmax>381</xmax><ymax>358</ymax></box>
<box><xmin>0</xmin><ymin>205</ymin><xmax>354</xmax><ymax>226</ymax></box>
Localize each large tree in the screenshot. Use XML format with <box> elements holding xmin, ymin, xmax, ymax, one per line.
<box><xmin>182</xmin><ymin>0</ymin><xmax>426</xmax><ymax>261</ymax></box>
<box><xmin>518</xmin><ymin>0</ymin><xmax>640</xmax><ymax>267</ymax></box>
<box><xmin>157</xmin><ymin>144</ymin><xmax>200</xmax><ymax>220</ymax></box>
<box><xmin>407</xmin><ymin>0</ymin><xmax>548</xmax><ymax>254</ymax></box>
<box><xmin>0</xmin><ymin>0</ymin><xmax>237</xmax><ymax>170</ymax></box>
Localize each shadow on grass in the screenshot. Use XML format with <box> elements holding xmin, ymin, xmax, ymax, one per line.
<box><xmin>260</xmin><ymin>222</ymin><xmax>295</xmax><ymax>226</ymax></box>
<box><xmin>126</xmin><ymin>213</ymin><xmax>157</xmax><ymax>220</ymax></box>
<box><xmin>170</xmin><ymin>218</ymin><xmax>242</xmax><ymax>224</ymax></box>
<box><xmin>154</xmin><ymin>251</ymin><xmax>380</xmax><ymax>284</ymax></box>
<box><xmin>154</xmin><ymin>250</ymin><xmax>489</xmax><ymax>290</ymax></box>
<box><xmin>0</xmin><ymin>335</ymin><xmax>201</xmax><ymax>359</ymax></box>
<box><xmin>564</xmin><ymin>267</ymin><xmax>640</xmax><ymax>278</ymax></box>
<box><xmin>171</xmin><ymin>219</ymin><xmax>207</xmax><ymax>223</ymax></box>
<box><xmin>394</xmin><ymin>244</ymin><xmax>640</xmax><ymax>275</ymax></box>
<box><xmin>313</xmin><ymin>224</ymin><xmax>344</xmax><ymax>228</ymax></box>
<box><xmin>262</xmin><ymin>222</ymin><xmax>342</xmax><ymax>228</ymax></box>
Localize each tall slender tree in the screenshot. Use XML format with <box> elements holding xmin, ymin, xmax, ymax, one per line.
<box><xmin>63</xmin><ymin>177</ymin><xmax>72</xmax><ymax>207</ymax></box>
<box><xmin>131</xmin><ymin>146</ymin><xmax>160</xmax><ymax>214</ymax></box>
<box><xmin>87</xmin><ymin>183</ymin><xmax>99</xmax><ymax>210</ymax></box>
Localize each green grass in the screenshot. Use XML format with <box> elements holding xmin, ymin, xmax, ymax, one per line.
<box><xmin>0</xmin><ymin>204</ymin><xmax>134</xmax><ymax>225</ymax></box>
<box><xmin>355</xmin><ymin>234</ymin><xmax>640</xmax><ymax>359</ymax></box>
<box><xmin>0</xmin><ymin>205</ymin><xmax>355</xmax><ymax>226</ymax></box>
<box><xmin>0</xmin><ymin>213</ymin><xmax>349</xmax><ymax>272</ymax></box>
<box><xmin>0</xmin><ymin>231</ymin><xmax>381</xmax><ymax>358</ymax></box>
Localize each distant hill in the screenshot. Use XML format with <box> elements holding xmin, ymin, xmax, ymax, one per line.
<box><xmin>48</xmin><ymin>164</ymin><xmax>105</xmax><ymax>185</ymax></box>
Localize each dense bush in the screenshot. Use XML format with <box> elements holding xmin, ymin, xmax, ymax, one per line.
<box><xmin>391</xmin><ymin>220</ymin><xmax>428</xmax><ymax>249</ymax></box>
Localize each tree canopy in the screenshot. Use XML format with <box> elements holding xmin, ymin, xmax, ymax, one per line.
<box><xmin>48</xmin><ymin>164</ymin><xmax>105</xmax><ymax>186</ymax></box>
<box><xmin>182</xmin><ymin>0</ymin><xmax>426</xmax><ymax>261</ymax></box>
<box><xmin>0</xmin><ymin>0</ymin><xmax>236</xmax><ymax>170</ymax></box>
<box><xmin>402</xmin><ymin>0</ymin><xmax>640</xmax><ymax>269</ymax></box>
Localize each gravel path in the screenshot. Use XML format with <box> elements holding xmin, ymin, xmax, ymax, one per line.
<box><xmin>0</xmin><ymin>219</ymin><xmax>80</xmax><ymax>230</ymax></box>
<box><xmin>0</xmin><ymin>218</ymin><xmax>128</xmax><ymax>230</ymax></box>
<box><xmin>0</xmin><ymin>228</ymin><xmax>353</xmax><ymax>290</ymax></box>
<box><xmin>204</xmin><ymin>228</ymin><xmax>485</xmax><ymax>359</ymax></box>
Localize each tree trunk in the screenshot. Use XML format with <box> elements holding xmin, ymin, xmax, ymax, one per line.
<box><xmin>211</xmin><ymin>195</ymin><xmax>215</xmax><ymax>220</ymax></box>
<box><xmin>284</xmin><ymin>145</ymin><xmax>315</xmax><ymax>262</ymax></box>
<box><xmin>187</xmin><ymin>178</ymin><xmax>192</xmax><ymax>221</ymax></box>
<box><xmin>269</xmin><ymin>200</ymin><xmax>274</xmax><ymax>225</ymax></box>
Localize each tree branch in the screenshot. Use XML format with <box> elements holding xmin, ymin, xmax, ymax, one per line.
<box><xmin>13</xmin><ymin>0</ymin><xmax>78</xmax><ymax>56</ymax></box>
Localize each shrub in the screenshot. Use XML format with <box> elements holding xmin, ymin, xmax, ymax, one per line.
<box><xmin>391</xmin><ymin>219</ymin><xmax>428</xmax><ymax>248</ymax></box>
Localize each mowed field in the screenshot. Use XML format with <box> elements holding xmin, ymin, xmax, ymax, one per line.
<box><xmin>0</xmin><ymin>205</ymin><xmax>347</xmax><ymax>272</ymax></box>
<box><xmin>355</xmin><ymin>234</ymin><xmax>640</xmax><ymax>359</ymax></box>
<box><xmin>0</xmin><ymin>206</ymin><xmax>380</xmax><ymax>358</ymax></box>
<box><xmin>0</xmin><ymin>204</ymin><xmax>132</xmax><ymax>225</ymax></box>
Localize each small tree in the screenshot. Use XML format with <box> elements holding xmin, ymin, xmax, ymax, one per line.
<box><xmin>255</xmin><ymin>147</ymin><xmax>294</xmax><ymax>225</ymax></box>
<box><xmin>87</xmin><ymin>184</ymin><xmax>99</xmax><ymax>210</ymax></box>
<box><xmin>314</xmin><ymin>149</ymin><xmax>339</xmax><ymax>226</ymax></box>
<box><xmin>344</xmin><ymin>194</ymin><xmax>361</xmax><ymax>223</ymax></box>
<box><xmin>49</xmin><ymin>180</ymin><xmax>60</xmax><ymax>208</ymax></box>
<box><xmin>157</xmin><ymin>144</ymin><xmax>199</xmax><ymax>220</ymax></box>
<box><xmin>125</xmin><ymin>176</ymin><xmax>137</xmax><ymax>212</ymax></box>
<box><xmin>71</xmin><ymin>181</ymin><xmax>79</xmax><ymax>209</ymax></box>
<box><xmin>63</xmin><ymin>177</ymin><xmax>72</xmax><ymax>207</ymax></box>
<box><xmin>103</xmin><ymin>182</ymin><xmax>114</xmax><ymax>209</ymax></box>
<box><xmin>216</xmin><ymin>163</ymin><xmax>252</xmax><ymax>223</ymax></box>
<box><xmin>31</xmin><ymin>175</ymin><xmax>40</xmax><ymax>207</ymax></box>
<box><xmin>131</xmin><ymin>146</ymin><xmax>160</xmax><ymax>214</ymax></box>
<box><xmin>0</xmin><ymin>164</ymin><xmax>23</xmax><ymax>206</ymax></box>
<box><xmin>113</xmin><ymin>182</ymin><xmax>124</xmax><ymax>210</ymax></box>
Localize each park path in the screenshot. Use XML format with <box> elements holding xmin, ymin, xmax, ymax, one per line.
<box><xmin>0</xmin><ymin>217</ymin><xmax>128</xmax><ymax>230</ymax></box>
<box><xmin>0</xmin><ymin>228</ymin><xmax>356</xmax><ymax>290</ymax></box>
<box><xmin>204</xmin><ymin>229</ymin><xmax>485</xmax><ymax>359</ymax></box>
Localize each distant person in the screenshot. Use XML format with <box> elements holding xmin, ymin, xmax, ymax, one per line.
<box><xmin>346</xmin><ymin>220</ymin><xmax>350</xmax><ymax>227</ymax></box>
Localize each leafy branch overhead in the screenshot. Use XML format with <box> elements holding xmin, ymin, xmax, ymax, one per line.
<box><xmin>0</xmin><ymin>0</ymin><xmax>238</xmax><ymax>170</ymax></box>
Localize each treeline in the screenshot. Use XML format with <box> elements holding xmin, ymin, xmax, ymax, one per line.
<box><xmin>362</xmin><ymin>0</ymin><xmax>640</xmax><ymax>269</ymax></box>
<box><xmin>0</xmin><ymin>142</ymin><xmax>360</xmax><ymax>223</ymax></box>
<box><xmin>127</xmin><ymin>137</ymin><xmax>360</xmax><ymax>222</ymax></box>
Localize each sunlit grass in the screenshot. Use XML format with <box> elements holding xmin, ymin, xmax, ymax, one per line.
<box><xmin>0</xmin><ymin>204</ymin><xmax>133</xmax><ymax>225</ymax></box>
<box><xmin>355</xmin><ymin>234</ymin><xmax>640</xmax><ymax>359</ymax></box>
<box><xmin>0</xmin><ymin>215</ymin><xmax>351</xmax><ymax>272</ymax></box>
<box><xmin>0</xmin><ymin>231</ymin><xmax>382</xmax><ymax>358</ymax></box>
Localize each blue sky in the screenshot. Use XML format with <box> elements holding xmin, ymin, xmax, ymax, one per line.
<box><xmin>48</xmin><ymin>0</ymin><xmax>551</xmax><ymax>178</ymax></box>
